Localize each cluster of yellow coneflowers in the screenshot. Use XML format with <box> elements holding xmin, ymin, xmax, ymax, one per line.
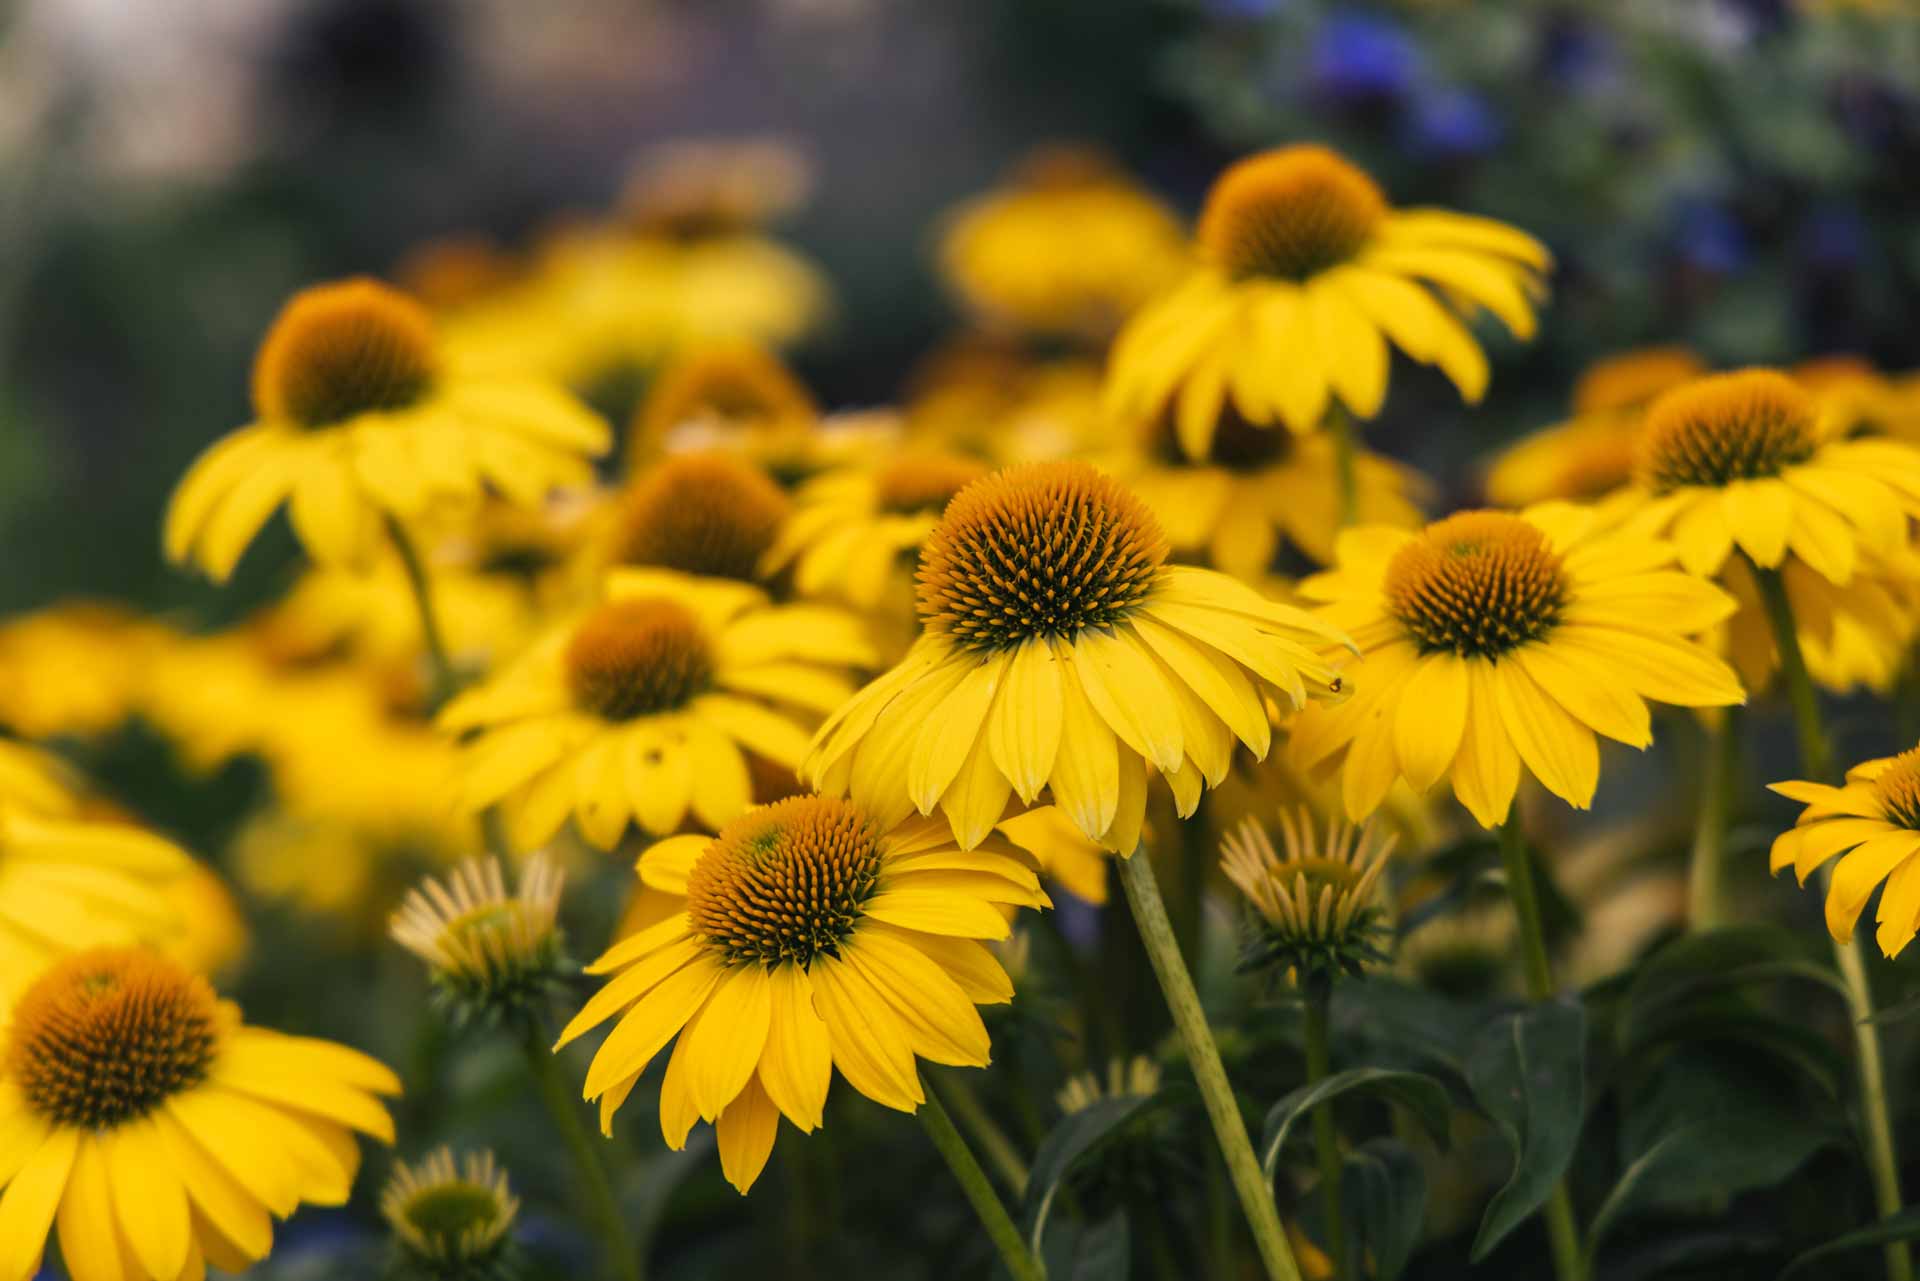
<box><xmin>6</xmin><ymin>137</ymin><xmax>1920</xmax><ymax>1281</ymax></box>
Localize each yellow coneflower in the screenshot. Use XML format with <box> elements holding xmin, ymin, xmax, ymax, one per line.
<box><xmin>1484</xmin><ymin>346</ymin><xmax>1707</xmax><ymax>507</ymax></box>
<box><xmin>1771</xmin><ymin>745</ymin><xmax>1920</xmax><ymax>957</ymax></box>
<box><xmin>762</xmin><ymin>451</ymin><xmax>990</xmax><ymax>609</ymax></box>
<box><xmin>938</xmin><ymin>145</ymin><xmax>1188</xmax><ymax>341</ymax></box>
<box><xmin>394</xmin><ymin>233</ymin><xmax>523</xmax><ymax>315</ymax></box>
<box><xmin>382</xmin><ymin>1148</ymin><xmax>520</xmax><ymax>1280</ymax></box>
<box><xmin>627</xmin><ymin>340</ymin><xmax>819</xmax><ymax>471</ymax></box>
<box><xmin>391</xmin><ymin>855</ymin><xmax>568</xmax><ymax>1024</ymax></box>
<box><xmin>440</xmin><ymin>573</ymin><xmax>873</xmax><ymax>852</ymax></box>
<box><xmin>0</xmin><ymin>603</ymin><xmax>173</xmax><ymax>742</ymax></box>
<box><xmin>0</xmin><ymin>947</ymin><xmax>399</xmax><ymax>1280</ymax></box>
<box><xmin>1718</xmin><ymin>548</ymin><xmax>1919</xmax><ymax>697</ymax></box>
<box><xmin>0</xmin><ymin>812</ymin><xmax>193</xmax><ymax>1006</ymax></box>
<box><xmin>1288</xmin><ymin>505</ymin><xmax>1745</xmax><ymax>826</ymax></box>
<box><xmin>905</xmin><ymin>341</ymin><xmax>1107</xmax><ymax>466</ymax></box>
<box><xmin>557</xmin><ymin>795</ymin><xmax>1046</xmax><ymax>1193</ymax></box>
<box><xmin>0</xmin><ymin>741</ymin><xmax>81</xmax><ymax>819</ymax></box>
<box><xmin>1616</xmin><ymin>369</ymin><xmax>1920</xmax><ymax>584</ymax></box>
<box><xmin>805</xmin><ymin>462</ymin><xmax>1353</xmax><ymax>852</ymax></box>
<box><xmin>1220</xmin><ymin>808</ymin><xmax>1393</xmax><ymax>982</ymax></box>
<box><xmin>1120</xmin><ymin>404</ymin><xmax>1425</xmax><ymax>576</ymax></box>
<box><xmin>1105</xmin><ymin>145</ymin><xmax>1549</xmax><ymax>457</ymax></box>
<box><xmin>601</xmin><ymin>452</ymin><xmax>793</xmax><ymax>585</ymax></box>
<box><xmin>165</xmin><ymin>278</ymin><xmax>610</xmax><ymax>582</ymax></box>
<box><xmin>1792</xmin><ymin>354</ymin><xmax>1920</xmax><ymax>439</ymax></box>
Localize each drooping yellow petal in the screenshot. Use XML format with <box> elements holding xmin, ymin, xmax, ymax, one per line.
<box><xmin>758</xmin><ymin>964</ymin><xmax>833</xmax><ymax>1132</ymax></box>
<box><xmin>680</xmin><ymin>964</ymin><xmax>773</xmax><ymax>1123</ymax></box>
<box><xmin>716</xmin><ymin>1074</ymin><xmax>781</xmax><ymax>1195</ymax></box>
<box><xmin>1393</xmin><ymin>655</ymin><xmax>1468</xmax><ymax>793</ymax></box>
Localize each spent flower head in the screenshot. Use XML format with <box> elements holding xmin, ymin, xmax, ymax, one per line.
<box><xmin>383</xmin><ymin>1147</ymin><xmax>522</xmax><ymax>1280</ymax></box>
<box><xmin>1223</xmin><ymin>808</ymin><xmax>1394</xmax><ymax>986</ymax></box>
<box><xmin>391</xmin><ymin>855</ymin><xmax>571</xmax><ymax>1028</ymax></box>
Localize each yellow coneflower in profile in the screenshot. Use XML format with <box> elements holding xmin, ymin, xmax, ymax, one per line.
<box><xmin>0</xmin><ymin>947</ymin><xmax>399</xmax><ymax>1280</ymax></box>
<box><xmin>1120</xmin><ymin>404</ymin><xmax>1425</xmax><ymax>577</ymax></box>
<box><xmin>601</xmin><ymin>452</ymin><xmax>793</xmax><ymax>585</ymax></box>
<box><xmin>627</xmin><ymin>341</ymin><xmax>819</xmax><ymax>469</ymax></box>
<box><xmin>557</xmin><ymin>795</ymin><xmax>1046</xmax><ymax>1193</ymax></box>
<box><xmin>382</xmin><ymin>1148</ymin><xmax>520</xmax><ymax>1279</ymax></box>
<box><xmin>0</xmin><ymin>811</ymin><xmax>193</xmax><ymax>1005</ymax></box>
<box><xmin>1771</xmin><ymin>745</ymin><xmax>1920</xmax><ymax>957</ymax></box>
<box><xmin>805</xmin><ymin>462</ymin><xmax>1354</xmax><ymax>851</ymax></box>
<box><xmin>391</xmin><ymin>855</ymin><xmax>568</xmax><ymax>1025</ymax></box>
<box><xmin>439</xmin><ymin>574</ymin><xmax>873</xmax><ymax>851</ymax></box>
<box><xmin>762</xmin><ymin>451</ymin><xmax>989</xmax><ymax>609</ymax></box>
<box><xmin>1221</xmin><ymin>808</ymin><xmax>1394</xmax><ymax>982</ymax></box>
<box><xmin>1105</xmin><ymin>144</ymin><xmax>1549</xmax><ymax>458</ymax></box>
<box><xmin>1484</xmin><ymin>346</ymin><xmax>1707</xmax><ymax>507</ymax></box>
<box><xmin>939</xmin><ymin>145</ymin><xmax>1188</xmax><ymax>341</ymax></box>
<box><xmin>1288</xmin><ymin>505</ymin><xmax>1745</xmax><ymax>826</ymax></box>
<box><xmin>165</xmin><ymin>278</ymin><xmax>609</xmax><ymax>582</ymax></box>
<box><xmin>1616</xmin><ymin>369</ymin><xmax>1920</xmax><ymax>583</ymax></box>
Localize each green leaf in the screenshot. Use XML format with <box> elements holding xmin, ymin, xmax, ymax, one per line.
<box><xmin>1258</xmin><ymin>1068</ymin><xmax>1452</xmax><ymax>1183</ymax></box>
<box><xmin>1466</xmin><ymin>997</ymin><xmax>1587</xmax><ymax>1262</ymax></box>
<box><xmin>1342</xmin><ymin>1139</ymin><xmax>1428</xmax><ymax>1281</ymax></box>
<box><xmin>1021</xmin><ymin>1093</ymin><xmax>1163</xmax><ymax>1257</ymax></box>
<box><xmin>1330</xmin><ymin>978</ymin><xmax>1488</xmax><ymax>1075</ymax></box>
<box><xmin>1586</xmin><ymin>1052</ymin><xmax>1832</xmax><ymax>1268</ymax></box>
<box><xmin>1622</xmin><ymin>926</ymin><xmax>1848</xmax><ymax>1044</ymax></box>
<box><xmin>1045</xmin><ymin>1211</ymin><xmax>1130</xmax><ymax>1281</ymax></box>
<box><xmin>1778</xmin><ymin>1208</ymin><xmax>1920</xmax><ymax>1280</ymax></box>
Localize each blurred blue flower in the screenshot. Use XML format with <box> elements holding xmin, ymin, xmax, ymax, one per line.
<box><xmin>1311</xmin><ymin>12</ymin><xmax>1422</xmax><ymax>106</ymax></box>
<box><xmin>1408</xmin><ymin>87</ymin><xmax>1503</xmax><ymax>159</ymax></box>
<box><xmin>1671</xmin><ymin>199</ymin><xmax>1750</xmax><ymax>274</ymax></box>
<box><xmin>1540</xmin><ymin>17</ymin><xmax>1619</xmax><ymax>94</ymax></box>
<box><xmin>1801</xmin><ymin>206</ymin><xmax>1867</xmax><ymax>270</ymax></box>
<box><xmin>1205</xmin><ymin>0</ymin><xmax>1288</xmax><ymax>17</ymax></box>
<box><xmin>1055</xmin><ymin>892</ymin><xmax>1103</xmax><ymax>952</ymax></box>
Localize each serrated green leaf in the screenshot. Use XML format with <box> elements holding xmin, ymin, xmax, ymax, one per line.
<box><xmin>1259</xmin><ymin>1067</ymin><xmax>1452</xmax><ymax>1183</ymax></box>
<box><xmin>1466</xmin><ymin>997</ymin><xmax>1587</xmax><ymax>1262</ymax></box>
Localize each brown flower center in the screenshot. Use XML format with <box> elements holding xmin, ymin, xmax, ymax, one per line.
<box><xmin>612</xmin><ymin>453</ymin><xmax>791</xmax><ymax>581</ymax></box>
<box><xmin>685</xmin><ymin>796</ymin><xmax>885</xmax><ymax>967</ymax></box>
<box><xmin>1877</xmin><ymin>749</ymin><xmax>1920</xmax><ymax>831</ymax></box>
<box><xmin>917</xmin><ymin>462</ymin><xmax>1167</xmax><ymax>652</ymax></box>
<box><xmin>7</xmin><ymin>948</ymin><xmax>221</xmax><ymax>1128</ymax></box>
<box><xmin>1149</xmin><ymin>401</ymin><xmax>1293</xmax><ymax>470</ymax></box>
<box><xmin>565</xmin><ymin>598</ymin><xmax>714</xmax><ymax>720</ymax></box>
<box><xmin>1197</xmin><ymin>146</ymin><xmax>1386</xmax><ymax>282</ymax></box>
<box><xmin>252</xmin><ymin>278</ymin><xmax>439</xmax><ymax>428</ymax></box>
<box><xmin>1385</xmin><ymin>512</ymin><xmax>1568</xmax><ymax>659</ymax></box>
<box><xmin>1638</xmin><ymin>369</ymin><xmax>1819</xmax><ymax>493</ymax></box>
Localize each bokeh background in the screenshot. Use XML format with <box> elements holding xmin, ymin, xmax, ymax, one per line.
<box><xmin>8</xmin><ymin>1</ymin><xmax>1920</xmax><ymax>1277</ymax></box>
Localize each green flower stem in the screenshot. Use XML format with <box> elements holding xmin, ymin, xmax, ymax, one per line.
<box><xmin>916</xmin><ymin>1079</ymin><xmax>1047</xmax><ymax>1281</ymax></box>
<box><xmin>1687</xmin><ymin>709</ymin><xmax>1740</xmax><ymax>932</ymax></box>
<box><xmin>931</xmin><ymin>1071</ymin><xmax>1030</xmax><ymax>1195</ymax></box>
<box><xmin>1327</xmin><ymin>406</ymin><xmax>1359</xmax><ymax>528</ymax></box>
<box><xmin>1754</xmin><ymin>565</ymin><xmax>1912</xmax><ymax>1281</ymax></box>
<box><xmin>387</xmin><ymin>515</ymin><xmax>460</xmax><ymax>710</ymax></box>
<box><xmin>1119</xmin><ymin>848</ymin><xmax>1304</xmax><ymax>1281</ymax></box>
<box><xmin>522</xmin><ymin>1034</ymin><xmax>643</xmax><ymax>1281</ymax></box>
<box><xmin>1302</xmin><ymin>982</ymin><xmax>1347</xmax><ymax>1281</ymax></box>
<box><xmin>1497</xmin><ymin>818</ymin><xmax>1585</xmax><ymax>1281</ymax></box>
